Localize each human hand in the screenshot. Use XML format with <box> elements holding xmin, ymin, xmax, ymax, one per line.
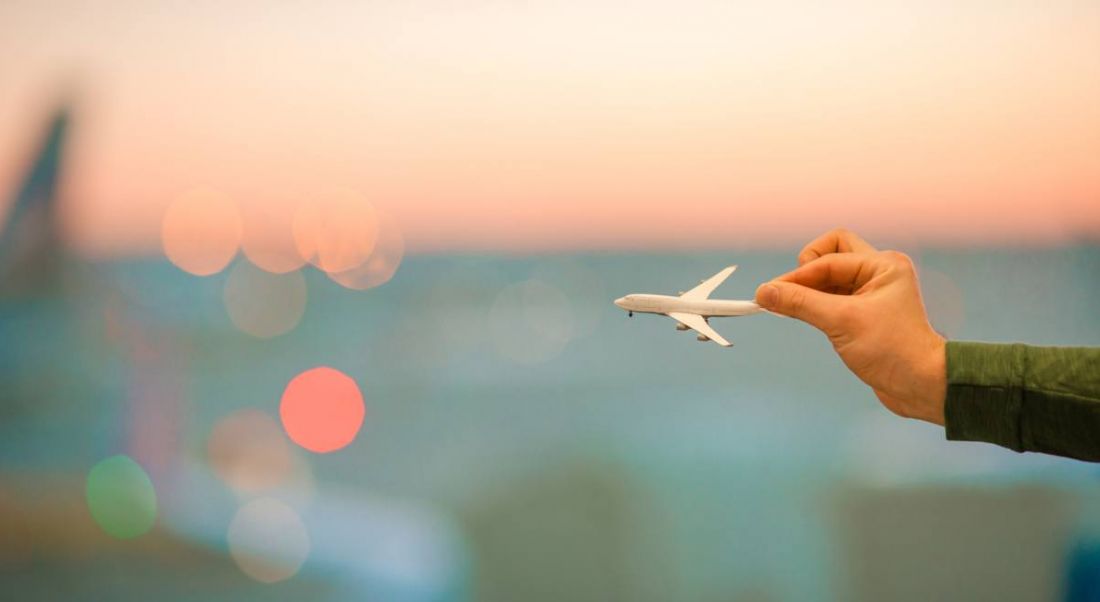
<box><xmin>754</xmin><ymin>229</ymin><xmax>947</xmax><ymax>425</ymax></box>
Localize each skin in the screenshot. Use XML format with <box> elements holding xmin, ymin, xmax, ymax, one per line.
<box><xmin>754</xmin><ymin>229</ymin><xmax>947</xmax><ymax>425</ymax></box>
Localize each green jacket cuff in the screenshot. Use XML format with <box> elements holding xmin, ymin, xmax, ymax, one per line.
<box><xmin>943</xmin><ymin>341</ymin><xmax>1026</xmax><ymax>452</ymax></box>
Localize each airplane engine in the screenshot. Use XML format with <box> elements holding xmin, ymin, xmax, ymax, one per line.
<box><xmin>676</xmin><ymin>323</ymin><xmax>689</xmax><ymax>331</ymax></box>
<box><xmin>696</xmin><ymin>334</ymin><xmax>709</xmax><ymax>341</ymax></box>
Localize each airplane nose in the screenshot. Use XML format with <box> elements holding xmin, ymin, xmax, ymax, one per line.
<box><xmin>614</xmin><ymin>297</ymin><xmax>627</xmax><ymax>308</ymax></box>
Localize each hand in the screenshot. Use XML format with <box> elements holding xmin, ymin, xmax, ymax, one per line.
<box><xmin>754</xmin><ymin>229</ymin><xmax>947</xmax><ymax>425</ymax></box>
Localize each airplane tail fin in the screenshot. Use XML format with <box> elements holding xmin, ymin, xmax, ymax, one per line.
<box><xmin>0</xmin><ymin>105</ymin><xmax>70</xmax><ymax>295</ymax></box>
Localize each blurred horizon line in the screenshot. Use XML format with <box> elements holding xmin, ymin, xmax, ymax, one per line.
<box><xmin>62</xmin><ymin>234</ymin><xmax>1100</xmax><ymax>264</ymax></box>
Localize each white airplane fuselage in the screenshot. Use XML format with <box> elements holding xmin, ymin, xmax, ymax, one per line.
<box><xmin>614</xmin><ymin>294</ymin><xmax>762</xmax><ymax>318</ymax></box>
<box><xmin>615</xmin><ymin>265</ymin><xmax>764</xmax><ymax>346</ymax></box>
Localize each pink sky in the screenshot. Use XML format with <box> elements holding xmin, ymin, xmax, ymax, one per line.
<box><xmin>1</xmin><ymin>0</ymin><xmax>1098</xmax><ymax>256</ymax></box>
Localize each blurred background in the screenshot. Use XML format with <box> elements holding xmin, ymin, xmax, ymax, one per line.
<box><xmin>2</xmin><ymin>1</ymin><xmax>1099</xmax><ymax>600</ymax></box>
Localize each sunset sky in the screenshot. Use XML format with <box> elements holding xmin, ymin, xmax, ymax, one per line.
<box><xmin>1</xmin><ymin>0</ymin><xmax>1098</xmax><ymax>256</ymax></box>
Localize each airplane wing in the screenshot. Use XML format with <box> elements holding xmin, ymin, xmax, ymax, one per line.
<box><xmin>667</xmin><ymin>312</ymin><xmax>732</xmax><ymax>347</ymax></box>
<box><xmin>680</xmin><ymin>265</ymin><xmax>736</xmax><ymax>300</ymax></box>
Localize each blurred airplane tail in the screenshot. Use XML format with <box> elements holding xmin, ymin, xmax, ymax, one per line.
<box><xmin>0</xmin><ymin>106</ymin><xmax>70</xmax><ymax>296</ymax></box>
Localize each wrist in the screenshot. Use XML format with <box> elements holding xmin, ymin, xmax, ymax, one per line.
<box><xmin>912</xmin><ymin>334</ymin><xmax>947</xmax><ymax>425</ymax></box>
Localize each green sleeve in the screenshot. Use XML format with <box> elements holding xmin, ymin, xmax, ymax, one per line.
<box><xmin>944</xmin><ymin>341</ymin><xmax>1100</xmax><ymax>461</ymax></box>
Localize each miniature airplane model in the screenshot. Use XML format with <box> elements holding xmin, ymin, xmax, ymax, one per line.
<box><xmin>613</xmin><ymin>266</ymin><xmax>764</xmax><ymax>347</ymax></box>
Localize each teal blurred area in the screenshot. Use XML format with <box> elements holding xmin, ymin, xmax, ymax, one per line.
<box><xmin>2</xmin><ymin>246</ymin><xmax>1100</xmax><ymax>601</ymax></box>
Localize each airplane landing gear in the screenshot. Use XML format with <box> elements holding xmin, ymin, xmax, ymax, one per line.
<box><xmin>628</xmin><ymin>311</ymin><xmax>633</xmax><ymax>317</ymax></box>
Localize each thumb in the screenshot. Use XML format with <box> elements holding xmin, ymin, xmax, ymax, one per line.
<box><xmin>755</xmin><ymin>280</ymin><xmax>846</xmax><ymax>332</ymax></box>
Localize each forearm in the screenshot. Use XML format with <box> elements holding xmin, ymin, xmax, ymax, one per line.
<box><xmin>944</xmin><ymin>341</ymin><xmax>1100</xmax><ymax>461</ymax></box>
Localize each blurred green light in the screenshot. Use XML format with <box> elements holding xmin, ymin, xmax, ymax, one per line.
<box><xmin>86</xmin><ymin>455</ymin><xmax>157</xmax><ymax>539</ymax></box>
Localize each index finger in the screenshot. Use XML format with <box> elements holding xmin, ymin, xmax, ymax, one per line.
<box><xmin>798</xmin><ymin>228</ymin><xmax>877</xmax><ymax>266</ymax></box>
<box><xmin>775</xmin><ymin>251</ymin><xmax>880</xmax><ymax>295</ymax></box>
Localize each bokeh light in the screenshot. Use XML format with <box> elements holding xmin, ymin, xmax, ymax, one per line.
<box><xmin>280</xmin><ymin>366</ymin><xmax>365</xmax><ymax>453</ymax></box>
<box><xmin>161</xmin><ymin>187</ymin><xmax>242</xmax><ymax>276</ymax></box>
<box><xmin>292</xmin><ymin>188</ymin><xmax>379</xmax><ymax>274</ymax></box>
<box><xmin>328</xmin><ymin>207</ymin><xmax>405</xmax><ymax>290</ymax></box>
<box><xmin>223</xmin><ymin>260</ymin><xmax>307</xmax><ymax>339</ymax></box>
<box><xmin>488</xmin><ymin>279</ymin><xmax>574</xmax><ymax>364</ymax></box>
<box><xmin>240</xmin><ymin>197</ymin><xmax>308</xmax><ymax>274</ymax></box>
<box><xmin>85</xmin><ymin>455</ymin><xmax>157</xmax><ymax>539</ymax></box>
<box><xmin>227</xmin><ymin>497</ymin><xmax>310</xmax><ymax>583</ymax></box>
<box><xmin>207</xmin><ymin>409</ymin><xmax>294</xmax><ymax>494</ymax></box>
<box><xmin>531</xmin><ymin>258</ymin><xmax>604</xmax><ymax>337</ymax></box>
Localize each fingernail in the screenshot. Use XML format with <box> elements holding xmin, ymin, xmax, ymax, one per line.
<box><xmin>757</xmin><ymin>284</ymin><xmax>778</xmax><ymax>308</ymax></box>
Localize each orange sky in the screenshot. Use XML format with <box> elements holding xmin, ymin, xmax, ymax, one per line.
<box><xmin>1</xmin><ymin>0</ymin><xmax>1098</xmax><ymax>256</ymax></box>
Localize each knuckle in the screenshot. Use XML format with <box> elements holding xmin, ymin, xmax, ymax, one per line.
<box><xmin>882</xmin><ymin>250</ymin><xmax>914</xmax><ymax>271</ymax></box>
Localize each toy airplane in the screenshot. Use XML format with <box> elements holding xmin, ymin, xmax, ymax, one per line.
<box><xmin>614</xmin><ymin>266</ymin><xmax>764</xmax><ymax>347</ymax></box>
